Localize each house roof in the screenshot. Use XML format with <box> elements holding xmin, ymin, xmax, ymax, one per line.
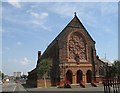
<box><xmin>100</xmin><ymin>58</ymin><xmax>112</xmax><ymax>66</ymax></box>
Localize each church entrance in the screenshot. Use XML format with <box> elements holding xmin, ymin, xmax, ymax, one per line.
<box><xmin>76</xmin><ymin>70</ymin><xmax>83</xmax><ymax>83</ymax></box>
<box><xmin>86</xmin><ymin>70</ymin><xmax>92</xmax><ymax>83</ymax></box>
<box><xmin>66</xmin><ymin>70</ymin><xmax>73</xmax><ymax>84</ymax></box>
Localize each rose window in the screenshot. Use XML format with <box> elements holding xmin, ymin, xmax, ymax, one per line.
<box><xmin>68</xmin><ymin>33</ymin><xmax>87</xmax><ymax>62</ymax></box>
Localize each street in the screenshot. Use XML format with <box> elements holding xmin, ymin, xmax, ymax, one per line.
<box><xmin>2</xmin><ymin>81</ymin><xmax>104</xmax><ymax>93</ymax></box>
<box><xmin>0</xmin><ymin>84</ymin><xmax>2</xmax><ymax>92</ymax></box>
<box><xmin>2</xmin><ymin>82</ymin><xmax>28</xmax><ymax>92</ymax></box>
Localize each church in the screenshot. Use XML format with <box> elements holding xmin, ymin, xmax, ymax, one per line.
<box><xmin>27</xmin><ymin>13</ymin><xmax>108</xmax><ymax>87</ymax></box>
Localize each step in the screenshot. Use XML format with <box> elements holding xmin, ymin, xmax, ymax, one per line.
<box><xmin>97</xmin><ymin>83</ymin><xmax>103</xmax><ymax>87</ymax></box>
<box><xmin>85</xmin><ymin>83</ymin><xmax>92</xmax><ymax>88</ymax></box>
<box><xmin>71</xmin><ymin>84</ymin><xmax>85</xmax><ymax>88</ymax></box>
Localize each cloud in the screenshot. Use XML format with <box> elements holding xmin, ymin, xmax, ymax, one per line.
<box><xmin>28</xmin><ymin>11</ymin><xmax>48</xmax><ymax>19</ymax></box>
<box><xmin>48</xmin><ymin>3</ymin><xmax>117</xmax><ymax>29</ymax></box>
<box><xmin>49</xmin><ymin>3</ymin><xmax>77</xmax><ymax>17</ymax></box>
<box><xmin>7</xmin><ymin>0</ymin><xmax>21</xmax><ymax>8</ymax></box>
<box><xmin>20</xmin><ymin>57</ymin><xmax>30</xmax><ymax>65</ymax></box>
<box><xmin>8</xmin><ymin>57</ymin><xmax>31</xmax><ymax>65</ymax></box>
<box><xmin>17</xmin><ymin>41</ymin><xmax>22</xmax><ymax>45</ymax></box>
<box><xmin>26</xmin><ymin>11</ymin><xmax>50</xmax><ymax>31</ymax></box>
<box><xmin>30</xmin><ymin>12</ymin><xmax>40</xmax><ymax>18</ymax></box>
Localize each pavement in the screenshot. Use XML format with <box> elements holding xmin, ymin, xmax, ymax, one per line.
<box><xmin>25</xmin><ymin>86</ymin><xmax>104</xmax><ymax>92</ymax></box>
<box><xmin>0</xmin><ymin>84</ymin><xmax>2</xmax><ymax>92</ymax></box>
<box><xmin>2</xmin><ymin>82</ymin><xmax>28</xmax><ymax>92</ymax></box>
<box><xmin>2</xmin><ymin>81</ymin><xmax>104</xmax><ymax>93</ymax></box>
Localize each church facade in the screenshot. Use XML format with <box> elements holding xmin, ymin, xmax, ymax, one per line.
<box><xmin>27</xmin><ymin>14</ymin><xmax>107</xmax><ymax>87</ymax></box>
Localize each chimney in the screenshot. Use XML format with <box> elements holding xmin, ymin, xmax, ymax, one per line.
<box><xmin>38</xmin><ymin>51</ymin><xmax>41</xmax><ymax>60</ymax></box>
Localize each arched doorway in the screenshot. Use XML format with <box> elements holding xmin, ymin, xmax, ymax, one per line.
<box><xmin>76</xmin><ymin>70</ymin><xmax>83</xmax><ymax>83</ymax></box>
<box><xmin>66</xmin><ymin>70</ymin><xmax>73</xmax><ymax>84</ymax></box>
<box><xmin>86</xmin><ymin>70</ymin><xmax>92</xmax><ymax>83</ymax></box>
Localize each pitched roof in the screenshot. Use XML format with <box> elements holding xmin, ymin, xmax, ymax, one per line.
<box><xmin>100</xmin><ymin>58</ymin><xmax>112</xmax><ymax>66</ymax></box>
<box><xmin>42</xmin><ymin>14</ymin><xmax>95</xmax><ymax>55</ymax></box>
<box><xmin>67</xmin><ymin>14</ymin><xmax>95</xmax><ymax>43</ymax></box>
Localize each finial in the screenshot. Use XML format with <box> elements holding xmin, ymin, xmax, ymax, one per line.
<box><xmin>74</xmin><ymin>12</ymin><xmax>76</xmax><ymax>16</ymax></box>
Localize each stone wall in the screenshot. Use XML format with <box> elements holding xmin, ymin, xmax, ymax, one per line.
<box><xmin>37</xmin><ymin>79</ymin><xmax>51</xmax><ymax>88</ymax></box>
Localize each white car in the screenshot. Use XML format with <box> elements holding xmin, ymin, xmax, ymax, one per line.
<box><xmin>6</xmin><ymin>79</ymin><xmax>10</xmax><ymax>83</ymax></box>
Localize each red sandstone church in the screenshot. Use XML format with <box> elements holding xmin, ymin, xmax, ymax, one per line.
<box><xmin>27</xmin><ymin>13</ymin><xmax>108</xmax><ymax>87</ymax></box>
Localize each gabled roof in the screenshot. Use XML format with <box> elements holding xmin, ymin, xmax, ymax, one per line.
<box><xmin>42</xmin><ymin>13</ymin><xmax>95</xmax><ymax>55</ymax></box>
<box><xmin>66</xmin><ymin>14</ymin><xmax>95</xmax><ymax>43</ymax></box>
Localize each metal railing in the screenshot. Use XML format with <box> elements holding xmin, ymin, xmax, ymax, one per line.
<box><xmin>103</xmin><ymin>78</ymin><xmax>120</xmax><ymax>93</ymax></box>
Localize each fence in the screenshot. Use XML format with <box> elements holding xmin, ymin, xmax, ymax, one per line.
<box><xmin>103</xmin><ymin>78</ymin><xmax>120</xmax><ymax>93</ymax></box>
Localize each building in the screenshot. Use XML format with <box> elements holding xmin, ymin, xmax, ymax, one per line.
<box><xmin>13</xmin><ymin>72</ymin><xmax>21</xmax><ymax>78</ymax></box>
<box><xmin>27</xmin><ymin>13</ymin><xmax>108</xmax><ymax>87</ymax></box>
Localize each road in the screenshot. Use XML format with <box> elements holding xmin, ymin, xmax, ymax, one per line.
<box><xmin>2</xmin><ymin>82</ymin><xmax>28</xmax><ymax>92</ymax></box>
<box><xmin>0</xmin><ymin>84</ymin><xmax>2</xmax><ymax>92</ymax></box>
<box><xmin>2</xmin><ymin>81</ymin><xmax>104</xmax><ymax>93</ymax></box>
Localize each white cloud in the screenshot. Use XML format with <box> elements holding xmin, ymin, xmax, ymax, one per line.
<box><xmin>28</xmin><ymin>11</ymin><xmax>48</xmax><ymax>19</ymax></box>
<box><xmin>7</xmin><ymin>0</ymin><xmax>21</xmax><ymax>8</ymax></box>
<box><xmin>26</xmin><ymin>10</ymin><xmax>50</xmax><ymax>31</ymax></box>
<box><xmin>30</xmin><ymin>12</ymin><xmax>39</xmax><ymax>18</ymax></box>
<box><xmin>8</xmin><ymin>57</ymin><xmax>30</xmax><ymax>65</ymax></box>
<box><xmin>40</xmin><ymin>12</ymin><xmax>48</xmax><ymax>19</ymax></box>
<box><xmin>50</xmin><ymin>3</ymin><xmax>77</xmax><ymax>17</ymax></box>
<box><xmin>20</xmin><ymin>57</ymin><xmax>30</xmax><ymax>65</ymax></box>
<box><xmin>17</xmin><ymin>41</ymin><xmax>22</xmax><ymax>45</ymax></box>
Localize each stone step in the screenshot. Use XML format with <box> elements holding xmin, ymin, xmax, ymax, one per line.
<box><xmin>71</xmin><ymin>83</ymin><xmax>103</xmax><ymax>88</ymax></box>
<box><xmin>85</xmin><ymin>83</ymin><xmax>92</xmax><ymax>88</ymax></box>
<box><xmin>97</xmin><ymin>83</ymin><xmax>103</xmax><ymax>87</ymax></box>
<box><xmin>71</xmin><ymin>84</ymin><xmax>83</xmax><ymax>88</ymax></box>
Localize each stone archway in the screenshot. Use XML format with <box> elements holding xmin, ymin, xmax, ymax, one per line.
<box><xmin>76</xmin><ymin>70</ymin><xmax>83</xmax><ymax>83</ymax></box>
<box><xmin>86</xmin><ymin>70</ymin><xmax>92</xmax><ymax>83</ymax></box>
<box><xmin>66</xmin><ymin>70</ymin><xmax>73</xmax><ymax>84</ymax></box>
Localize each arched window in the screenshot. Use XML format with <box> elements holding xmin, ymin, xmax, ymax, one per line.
<box><xmin>68</xmin><ymin>32</ymin><xmax>87</xmax><ymax>62</ymax></box>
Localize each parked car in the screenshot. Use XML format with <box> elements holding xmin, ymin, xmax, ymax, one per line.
<box><xmin>6</xmin><ymin>79</ymin><xmax>10</xmax><ymax>83</ymax></box>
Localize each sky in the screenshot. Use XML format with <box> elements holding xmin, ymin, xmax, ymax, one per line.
<box><xmin>1</xmin><ymin>1</ymin><xmax>118</xmax><ymax>75</ymax></box>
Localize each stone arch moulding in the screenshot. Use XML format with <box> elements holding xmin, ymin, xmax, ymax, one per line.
<box><xmin>86</xmin><ymin>70</ymin><xmax>92</xmax><ymax>83</ymax></box>
<box><xmin>67</xmin><ymin>30</ymin><xmax>88</xmax><ymax>44</ymax></box>
<box><xmin>76</xmin><ymin>70</ymin><xmax>83</xmax><ymax>83</ymax></box>
<box><xmin>67</xmin><ymin>31</ymin><xmax>88</xmax><ymax>62</ymax></box>
<box><xmin>66</xmin><ymin>69</ymin><xmax>73</xmax><ymax>84</ymax></box>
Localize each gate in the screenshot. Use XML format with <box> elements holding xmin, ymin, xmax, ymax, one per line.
<box><xmin>103</xmin><ymin>78</ymin><xmax>120</xmax><ymax>93</ymax></box>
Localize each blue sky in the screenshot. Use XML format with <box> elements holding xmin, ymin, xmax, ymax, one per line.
<box><xmin>1</xmin><ymin>1</ymin><xmax>118</xmax><ymax>75</ymax></box>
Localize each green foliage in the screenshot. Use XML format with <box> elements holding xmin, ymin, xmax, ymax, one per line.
<box><xmin>109</xmin><ymin>60</ymin><xmax>120</xmax><ymax>78</ymax></box>
<box><xmin>21</xmin><ymin>75</ymin><xmax>27</xmax><ymax>79</ymax></box>
<box><xmin>2</xmin><ymin>73</ymin><xmax>4</xmax><ymax>79</ymax></box>
<box><xmin>37</xmin><ymin>58</ymin><xmax>52</xmax><ymax>78</ymax></box>
<box><xmin>0</xmin><ymin>72</ymin><xmax>4</xmax><ymax>79</ymax></box>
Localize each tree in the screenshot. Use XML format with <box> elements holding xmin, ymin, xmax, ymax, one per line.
<box><xmin>21</xmin><ymin>74</ymin><xmax>27</xmax><ymax>79</ymax></box>
<box><xmin>37</xmin><ymin>59</ymin><xmax>52</xmax><ymax>78</ymax></box>
<box><xmin>2</xmin><ymin>73</ymin><xmax>4</xmax><ymax>80</ymax></box>
<box><xmin>109</xmin><ymin>60</ymin><xmax>120</xmax><ymax>78</ymax></box>
<box><xmin>37</xmin><ymin>58</ymin><xmax>52</xmax><ymax>88</ymax></box>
